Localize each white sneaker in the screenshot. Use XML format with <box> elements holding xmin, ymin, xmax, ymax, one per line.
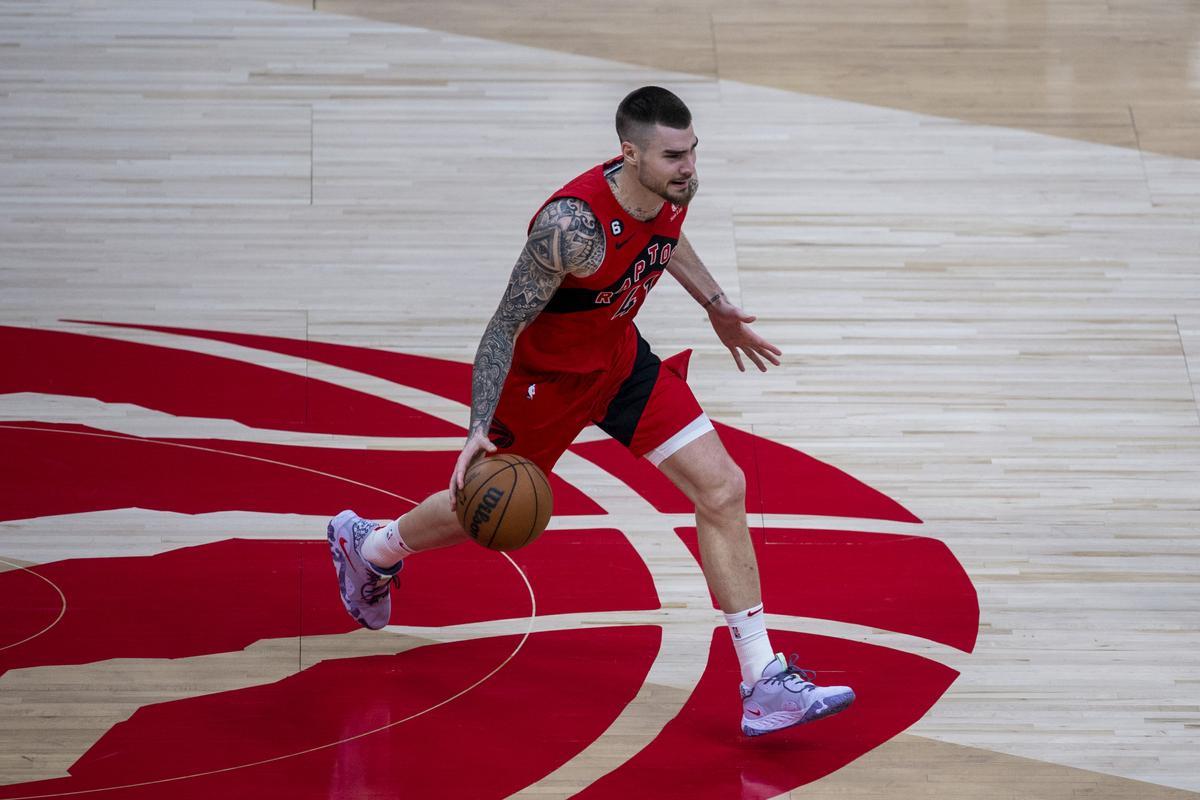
<box><xmin>740</xmin><ymin>653</ymin><xmax>855</xmax><ymax>736</ymax></box>
<box><xmin>327</xmin><ymin>509</ymin><xmax>402</xmax><ymax>630</ymax></box>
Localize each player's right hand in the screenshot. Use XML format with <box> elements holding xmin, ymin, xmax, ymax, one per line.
<box><xmin>707</xmin><ymin>300</ymin><xmax>782</xmax><ymax>372</ymax></box>
<box><xmin>449</xmin><ymin>429</ymin><xmax>498</xmax><ymax>512</ymax></box>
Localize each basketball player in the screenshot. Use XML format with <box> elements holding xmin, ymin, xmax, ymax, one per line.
<box><xmin>329</xmin><ymin>86</ymin><xmax>855</xmax><ymax>736</ymax></box>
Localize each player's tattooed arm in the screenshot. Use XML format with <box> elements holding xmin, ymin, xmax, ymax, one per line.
<box><xmin>467</xmin><ymin>197</ymin><xmax>606</xmax><ymax>439</ymax></box>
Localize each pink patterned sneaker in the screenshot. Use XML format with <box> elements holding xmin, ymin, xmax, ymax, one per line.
<box><xmin>327</xmin><ymin>509</ymin><xmax>402</xmax><ymax>630</ymax></box>
<box><xmin>740</xmin><ymin>653</ymin><xmax>855</xmax><ymax>736</ymax></box>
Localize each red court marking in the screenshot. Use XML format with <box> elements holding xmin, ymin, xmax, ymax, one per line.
<box><xmin>676</xmin><ymin>528</ymin><xmax>979</xmax><ymax>653</ymax></box>
<box><xmin>0</xmin><ymin>526</ymin><xmax>655</xmax><ymax>677</ymax></box>
<box><xmin>571</xmin><ymin>421</ymin><xmax>920</xmax><ymax>522</ymax></box>
<box><xmin>0</xmin><ymin>324</ymin><xmax>978</xmax><ymax>798</ymax></box>
<box><xmin>0</xmin><ymin>540</ymin><xmax>353</xmax><ymax>677</ymax></box>
<box><xmin>67</xmin><ymin>320</ymin><xmax>475</xmax><ymax>406</ymax></box>
<box><xmin>401</xmin><ymin>528</ymin><xmax>660</xmax><ymax>627</ymax></box>
<box><xmin>510</xmin><ymin>528</ymin><xmax>660</xmax><ymax>615</ymax></box>
<box><xmin>572</xmin><ymin>628</ymin><xmax>959</xmax><ymax>800</ymax></box>
<box><xmin>0</xmin><ymin>627</ymin><xmax>662</xmax><ymax>800</ymax></box>
<box><xmin>0</xmin><ymin>325</ymin><xmax>460</xmax><ymax>437</ymax></box>
<box><xmin>0</xmin><ymin>422</ymin><xmax>603</xmax><ymax>522</ymax></box>
<box><xmin>60</xmin><ymin>323</ymin><xmax>915</xmax><ymax>524</ymax></box>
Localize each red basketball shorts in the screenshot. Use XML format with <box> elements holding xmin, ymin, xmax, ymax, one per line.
<box><xmin>487</xmin><ymin>334</ymin><xmax>713</xmax><ymax>475</ymax></box>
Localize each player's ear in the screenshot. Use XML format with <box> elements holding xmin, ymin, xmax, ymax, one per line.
<box><xmin>620</xmin><ymin>139</ymin><xmax>639</xmax><ymax>167</ymax></box>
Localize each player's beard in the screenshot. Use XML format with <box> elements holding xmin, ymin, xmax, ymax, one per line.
<box><xmin>645</xmin><ymin>173</ymin><xmax>699</xmax><ymax>207</ymax></box>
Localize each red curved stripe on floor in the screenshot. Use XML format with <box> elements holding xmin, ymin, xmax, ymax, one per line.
<box><xmin>495</xmin><ymin>528</ymin><xmax>660</xmax><ymax>618</ymax></box>
<box><xmin>0</xmin><ymin>627</ymin><xmax>662</xmax><ymax>800</ymax></box>
<box><xmin>571</xmin><ymin>422</ymin><xmax>920</xmax><ymax>522</ymax></box>
<box><xmin>571</xmin><ymin>629</ymin><xmax>958</xmax><ymax>800</ymax></box>
<box><xmin>0</xmin><ymin>530</ymin><xmax>655</xmax><ymax>677</ymax></box>
<box><xmin>61</xmin><ymin>323</ymin><xmax>917</xmax><ymax>524</ymax></box>
<box><xmin>68</xmin><ymin>319</ymin><xmax>475</xmax><ymax>405</ymax></box>
<box><xmin>382</xmin><ymin>527</ymin><xmax>660</xmax><ymax>629</ymax></box>
<box><xmin>675</xmin><ymin>527</ymin><xmax>979</xmax><ymax>653</ymax></box>
<box><xmin>0</xmin><ymin>422</ymin><xmax>602</xmax><ymax>522</ymax></box>
<box><xmin>0</xmin><ymin>324</ymin><xmax>460</xmax><ymax>437</ymax></box>
<box><xmin>0</xmin><ymin>539</ymin><xmax>353</xmax><ymax>678</ymax></box>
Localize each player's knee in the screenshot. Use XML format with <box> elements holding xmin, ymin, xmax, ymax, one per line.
<box><xmin>696</xmin><ymin>462</ymin><xmax>746</xmax><ymax>519</ymax></box>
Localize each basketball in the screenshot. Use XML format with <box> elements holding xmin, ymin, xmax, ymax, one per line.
<box><xmin>455</xmin><ymin>454</ymin><xmax>554</xmax><ymax>551</ymax></box>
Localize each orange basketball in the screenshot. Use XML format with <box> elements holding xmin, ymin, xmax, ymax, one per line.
<box><xmin>455</xmin><ymin>454</ymin><xmax>553</xmax><ymax>551</ymax></box>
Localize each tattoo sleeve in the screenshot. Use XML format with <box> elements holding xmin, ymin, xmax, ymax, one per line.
<box><xmin>469</xmin><ymin>197</ymin><xmax>606</xmax><ymax>437</ymax></box>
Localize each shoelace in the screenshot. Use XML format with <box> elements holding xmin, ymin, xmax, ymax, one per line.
<box><xmin>362</xmin><ymin>573</ymin><xmax>399</xmax><ymax>604</ymax></box>
<box><xmin>765</xmin><ymin>654</ymin><xmax>817</xmax><ymax>692</ymax></box>
<box><xmin>352</xmin><ymin>522</ymin><xmax>398</xmax><ymax>605</ymax></box>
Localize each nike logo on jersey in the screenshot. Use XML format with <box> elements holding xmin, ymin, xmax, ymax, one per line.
<box><xmin>613</xmin><ymin>236</ymin><xmax>634</xmax><ymax>250</ymax></box>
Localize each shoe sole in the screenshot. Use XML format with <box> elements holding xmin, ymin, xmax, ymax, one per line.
<box><xmin>741</xmin><ymin>690</ymin><xmax>856</xmax><ymax>737</ymax></box>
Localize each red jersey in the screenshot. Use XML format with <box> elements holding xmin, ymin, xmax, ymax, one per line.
<box><xmin>512</xmin><ymin>156</ymin><xmax>689</xmax><ymax>377</ymax></box>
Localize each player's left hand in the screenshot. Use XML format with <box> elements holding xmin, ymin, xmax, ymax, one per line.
<box><xmin>707</xmin><ymin>300</ymin><xmax>782</xmax><ymax>372</ymax></box>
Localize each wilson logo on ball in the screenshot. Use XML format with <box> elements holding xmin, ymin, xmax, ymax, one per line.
<box><xmin>469</xmin><ymin>486</ymin><xmax>505</xmax><ymax>537</ymax></box>
<box><xmin>457</xmin><ymin>454</ymin><xmax>553</xmax><ymax>551</ymax></box>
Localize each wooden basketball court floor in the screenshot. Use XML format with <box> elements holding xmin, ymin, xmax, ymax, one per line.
<box><xmin>1</xmin><ymin>0</ymin><xmax>1198</xmax><ymax>797</ymax></box>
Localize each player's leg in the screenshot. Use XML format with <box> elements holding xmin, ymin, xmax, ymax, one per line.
<box><xmin>656</xmin><ymin>432</ymin><xmax>855</xmax><ymax>734</ymax></box>
<box><xmin>596</xmin><ymin>342</ymin><xmax>773</xmax><ymax>675</ymax></box>
<box><xmin>368</xmin><ymin>373</ymin><xmax>596</xmax><ymax>561</ymax></box>
<box><xmin>329</xmin><ymin>369</ymin><xmax>593</xmax><ymax>630</ymax></box>
<box><xmin>654</xmin><ymin>427</ymin><xmax>775</xmax><ymax>682</ymax></box>
<box><xmin>598</xmin><ymin>339</ymin><xmax>855</xmax><ymax>734</ymax></box>
<box><xmin>363</xmin><ymin>491</ymin><xmax>467</xmax><ymax>566</ymax></box>
<box><xmin>326</xmin><ymin>491</ymin><xmax>473</xmax><ymax>630</ymax></box>
<box><xmin>656</xmin><ymin>429</ymin><xmax>758</xmax><ymax>612</ymax></box>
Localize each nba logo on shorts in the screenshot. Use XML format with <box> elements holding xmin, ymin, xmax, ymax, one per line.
<box><xmin>527</xmin><ymin>383</ymin><xmax>537</xmax><ymax>400</ymax></box>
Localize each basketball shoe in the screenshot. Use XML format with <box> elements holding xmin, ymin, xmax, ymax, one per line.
<box><xmin>327</xmin><ymin>509</ymin><xmax>402</xmax><ymax>631</ymax></box>
<box><xmin>740</xmin><ymin>653</ymin><xmax>855</xmax><ymax>736</ymax></box>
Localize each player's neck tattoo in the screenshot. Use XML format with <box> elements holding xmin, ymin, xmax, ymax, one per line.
<box><xmin>606</xmin><ymin>168</ymin><xmax>658</xmax><ymax>222</ymax></box>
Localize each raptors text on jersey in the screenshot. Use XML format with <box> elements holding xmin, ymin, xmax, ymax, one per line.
<box><xmin>514</xmin><ymin>157</ymin><xmax>689</xmax><ymax>376</ymax></box>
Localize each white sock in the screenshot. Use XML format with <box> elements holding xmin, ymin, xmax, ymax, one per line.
<box><xmin>724</xmin><ymin>603</ymin><xmax>776</xmax><ymax>685</ymax></box>
<box><xmin>360</xmin><ymin>515</ymin><xmax>417</xmax><ymax>571</ymax></box>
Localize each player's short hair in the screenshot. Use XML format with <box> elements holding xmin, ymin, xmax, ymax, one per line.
<box><xmin>615</xmin><ymin>86</ymin><xmax>692</xmax><ymax>147</ymax></box>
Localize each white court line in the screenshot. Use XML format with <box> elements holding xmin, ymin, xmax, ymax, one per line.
<box><xmin>0</xmin><ymin>423</ymin><xmax>538</xmax><ymax>800</ymax></box>
<box><xmin>36</xmin><ymin>321</ymin><xmax>630</xmax><ymax>440</ymax></box>
<box><xmin>3</xmin><ymin>577</ymin><xmax>535</xmax><ymax>800</ymax></box>
<box><xmin>0</xmin><ymin>392</ymin><xmax>465</xmax><ymax>451</ymax></box>
<box><xmin>0</xmin><ymin>423</ymin><xmax>421</xmax><ymax>507</ymax></box>
<box><xmin>0</xmin><ymin>558</ymin><xmax>66</xmax><ymax>653</ymax></box>
<box><xmin>2</xmin><ymin>331</ymin><xmax>964</xmax><ymax>795</ymax></box>
<box><xmin>383</xmin><ymin>609</ymin><xmax>967</xmax><ymax>665</ymax></box>
<box><xmin>50</xmin><ymin>319</ymin><xmax>468</xmax><ymax>429</ymax></box>
<box><xmin>548</xmin><ymin>513</ymin><xmax>925</xmax><ymax>536</ymax></box>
